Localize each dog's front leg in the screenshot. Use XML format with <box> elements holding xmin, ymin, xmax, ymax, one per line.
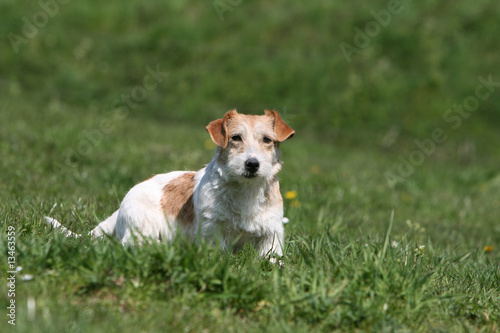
<box><xmin>258</xmin><ymin>231</ymin><xmax>284</xmax><ymax>259</ymax></box>
<box><xmin>262</xmin><ymin>236</ymin><xmax>285</xmax><ymax>268</ymax></box>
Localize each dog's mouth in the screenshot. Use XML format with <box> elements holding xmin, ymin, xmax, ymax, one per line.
<box><xmin>243</xmin><ymin>171</ymin><xmax>258</xmax><ymax>179</ymax></box>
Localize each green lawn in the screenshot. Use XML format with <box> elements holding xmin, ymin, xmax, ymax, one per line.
<box><xmin>1</xmin><ymin>0</ymin><xmax>500</xmax><ymax>332</ymax></box>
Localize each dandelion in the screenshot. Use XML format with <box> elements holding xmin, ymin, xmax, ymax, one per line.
<box><xmin>484</xmin><ymin>245</ymin><xmax>494</xmax><ymax>253</ymax></box>
<box><xmin>401</xmin><ymin>193</ymin><xmax>412</xmax><ymax>202</ymax></box>
<box><xmin>284</xmin><ymin>190</ymin><xmax>300</xmax><ymax>207</ymax></box>
<box><xmin>310</xmin><ymin>164</ymin><xmax>320</xmax><ymax>174</ymax></box>
<box><xmin>254</xmin><ymin>300</ymin><xmax>269</xmax><ymax>312</ymax></box>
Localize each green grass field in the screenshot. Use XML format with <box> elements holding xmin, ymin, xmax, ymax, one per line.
<box><xmin>1</xmin><ymin>0</ymin><xmax>500</xmax><ymax>331</ymax></box>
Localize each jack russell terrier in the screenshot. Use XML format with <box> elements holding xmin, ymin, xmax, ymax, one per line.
<box><xmin>46</xmin><ymin>109</ymin><xmax>295</xmax><ymax>258</ymax></box>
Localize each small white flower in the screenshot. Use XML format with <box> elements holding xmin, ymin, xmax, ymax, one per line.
<box><xmin>282</xmin><ymin>217</ymin><xmax>290</xmax><ymax>224</ymax></box>
<box><xmin>16</xmin><ymin>266</ymin><xmax>23</xmax><ymax>272</ymax></box>
<box><xmin>22</xmin><ymin>274</ymin><xmax>34</xmax><ymax>282</ymax></box>
<box><xmin>415</xmin><ymin>245</ymin><xmax>425</xmax><ymax>257</ymax></box>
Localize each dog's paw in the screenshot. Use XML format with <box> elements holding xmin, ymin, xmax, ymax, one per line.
<box><xmin>269</xmin><ymin>257</ymin><xmax>285</xmax><ymax>268</ymax></box>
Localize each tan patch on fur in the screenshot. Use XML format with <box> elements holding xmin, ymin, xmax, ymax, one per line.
<box><xmin>206</xmin><ymin>110</ymin><xmax>294</xmax><ymax>150</ymax></box>
<box><xmin>267</xmin><ymin>176</ymin><xmax>283</xmax><ymax>204</ymax></box>
<box><xmin>161</xmin><ymin>172</ymin><xmax>196</xmax><ymax>226</ymax></box>
<box><xmin>265</xmin><ymin>110</ymin><xmax>295</xmax><ymax>142</ymax></box>
<box><xmin>227</xmin><ymin>114</ymin><xmax>272</xmax><ymax>133</ymax></box>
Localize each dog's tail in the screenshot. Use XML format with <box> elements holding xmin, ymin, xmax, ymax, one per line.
<box><xmin>45</xmin><ymin>210</ymin><xmax>119</xmax><ymax>238</ymax></box>
<box><xmin>44</xmin><ymin>216</ymin><xmax>82</xmax><ymax>237</ymax></box>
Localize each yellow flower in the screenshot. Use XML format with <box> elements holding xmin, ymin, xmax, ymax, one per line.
<box><xmin>310</xmin><ymin>165</ymin><xmax>320</xmax><ymax>174</ymax></box>
<box><xmin>291</xmin><ymin>200</ymin><xmax>301</xmax><ymax>208</ymax></box>
<box><xmin>484</xmin><ymin>246</ymin><xmax>494</xmax><ymax>253</ymax></box>
<box><xmin>401</xmin><ymin>193</ymin><xmax>412</xmax><ymax>203</ymax></box>
<box><xmin>285</xmin><ymin>190</ymin><xmax>298</xmax><ymax>200</ymax></box>
<box><xmin>253</xmin><ymin>300</ymin><xmax>269</xmax><ymax>312</ymax></box>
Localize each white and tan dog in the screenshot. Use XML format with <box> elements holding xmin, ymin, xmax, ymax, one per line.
<box><xmin>46</xmin><ymin>110</ymin><xmax>295</xmax><ymax>257</ymax></box>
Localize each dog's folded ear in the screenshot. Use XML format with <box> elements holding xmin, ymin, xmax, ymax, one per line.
<box><xmin>265</xmin><ymin>110</ymin><xmax>295</xmax><ymax>142</ymax></box>
<box><xmin>206</xmin><ymin>109</ymin><xmax>238</xmax><ymax>148</ymax></box>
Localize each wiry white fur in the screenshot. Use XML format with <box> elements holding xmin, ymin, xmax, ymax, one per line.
<box><xmin>46</xmin><ymin>110</ymin><xmax>293</xmax><ymax>258</ymax></box>
<box><xmin>194</xmin><ymin>158</ymin><xmax>284</xmax><ymax>256</ymax></box>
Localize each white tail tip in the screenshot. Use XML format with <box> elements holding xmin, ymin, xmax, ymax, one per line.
<box><xmin>44</xmin><ymin>216</ymin><xmax>81</xmax><ymax>238</ymax></box>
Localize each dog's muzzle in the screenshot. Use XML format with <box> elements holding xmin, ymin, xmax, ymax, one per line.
<box><xmin>244</xmin><ymin>157</ymin><xmax>260</xmax><ymax>178</ymax></box>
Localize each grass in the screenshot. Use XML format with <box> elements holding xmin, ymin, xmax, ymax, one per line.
<box><xmin>1</xmin><ymin>0</ymin><xmax>500</xmax><ymax>331</ymax></box>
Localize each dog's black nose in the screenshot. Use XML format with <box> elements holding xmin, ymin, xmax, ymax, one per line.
<box><xmin>244</xmin><ymin>158</ymin><xmax>260</xmax><ymax>173</ymax></box>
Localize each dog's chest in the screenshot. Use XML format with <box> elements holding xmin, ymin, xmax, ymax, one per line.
<box><xmin>196</xmin><ymin>180</ymin><xmax>277</xmax><ymax>235</ymax></box>
<box><xmin>216</xmin><ymin>188</ymin><xmax>265</xmax><ymax>222</ymax></box>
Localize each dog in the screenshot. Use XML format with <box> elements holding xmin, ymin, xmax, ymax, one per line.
<box><xmin>46</xmin><ymin>109</ymin><xmax>295</xmax><ymax>258</ymax></box>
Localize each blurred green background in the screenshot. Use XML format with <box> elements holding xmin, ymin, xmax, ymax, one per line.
<box><xmin>1</xmin><ymin>1</ymin><xmax>500</xmax><ymax>331</ymax></box>
<box><xmin>2</xmin><ymin>0</ymin><xmax>499</xmax><ymax>136</ymax></box>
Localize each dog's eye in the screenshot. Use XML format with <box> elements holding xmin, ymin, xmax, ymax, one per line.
<box><xmin>231</xmin><ymin>135</ymin><xmax>242</xmax><ymax>142</ymax></box>
<box><xmin>263</xmin><ymin>136</ymin><xmax>272</xmax><ymax>144</ymax></box>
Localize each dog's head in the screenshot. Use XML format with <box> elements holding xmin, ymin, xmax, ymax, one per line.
<box><xmin>206</xmin><ymin>110</ymin><xmax>295</xmax><ymax>182</ymax></box>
